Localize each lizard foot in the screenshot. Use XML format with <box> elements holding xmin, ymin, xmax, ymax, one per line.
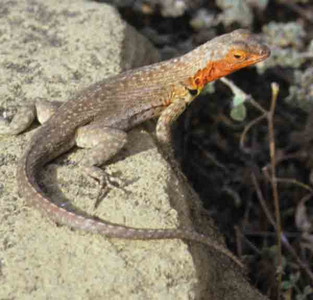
<box><xmin>83</xmin><ymin>165</ymin><xmax>130</xmax><ymax>208</ymax></box>
<box><xmin>95</xmin><ymin>170</ymin><xmax>132</xmax><ymax>208</ymax></box>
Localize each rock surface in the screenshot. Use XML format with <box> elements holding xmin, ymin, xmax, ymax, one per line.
<box><xmin>0</xmin><ymin>0</ymin><xmax>267</xmax><ymax>299</ymax></box>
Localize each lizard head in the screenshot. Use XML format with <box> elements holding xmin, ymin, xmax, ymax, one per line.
<box><xmin>221</xmin><ymin>29</ymin><xmax>270</xmax><ymax>69</ymax></box>
<box><xmin>187</xmin><ymin>29</ymin><xmax>270</xmax><ymax>91</ymax></box>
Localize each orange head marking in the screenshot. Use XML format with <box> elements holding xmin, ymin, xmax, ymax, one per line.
<box><xmin>187</xmin><ymin>29</ymin><xmax>270</xmax><ymax>91</ymax></box>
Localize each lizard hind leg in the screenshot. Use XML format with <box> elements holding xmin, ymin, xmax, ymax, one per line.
<box><xmin>75</xmin><ymin>124</ymin><xmax>127</xmax><ymax>204</ymax></box>
<box><xmin>0</xmin><ymin>105</ymin><xmax>36</xmax><ymax>135</ymax></box>
<box><xmin>0</xmin><ymin>100</ymin><xmax>63</xmax><ymax>135</ymax></box>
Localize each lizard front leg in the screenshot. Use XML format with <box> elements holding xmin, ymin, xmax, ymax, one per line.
<box><xmin>156</xmin><ymin>98</ymin><xmax>187</xmax><ymax>147</ymax></box>
<box><xmin>156</xmin><ymin>88</ymin><xmax>191</xmax><ymax>169</ymax></box>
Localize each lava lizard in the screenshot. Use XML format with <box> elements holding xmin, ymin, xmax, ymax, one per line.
<box><xmin>0</xmin><ymin>29</ymin><xmax>270</xmax><ymax>268</ymax></box>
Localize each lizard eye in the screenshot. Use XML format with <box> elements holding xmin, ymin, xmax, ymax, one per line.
<box><xmin>232</xmin><ymin>50</ymin><xmax>246</xmax><ymax>61</ymax></box>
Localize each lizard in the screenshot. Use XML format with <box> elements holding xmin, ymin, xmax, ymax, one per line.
<box><xmin>0</xmin><ymin>29</ymin><xmax>270</xmax><ymax>269</ymax></box>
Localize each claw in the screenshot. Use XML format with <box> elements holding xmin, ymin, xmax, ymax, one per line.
<box><xmin>95</xmin><ymin>170</ymin><xmax>132</xmax><ymax>208</ymax></box>
<box><xmin>82</xmin><ymin>165</ymin><xmax>131</xmax><ymax>209</ymax></box>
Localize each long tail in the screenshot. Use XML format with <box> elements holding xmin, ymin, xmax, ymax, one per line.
<box><xmin>17</xmin><ymin>144</ymin><xmax>243</xmax><ymax>270</ymax></box>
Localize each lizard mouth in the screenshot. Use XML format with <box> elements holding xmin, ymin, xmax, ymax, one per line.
<box><xmin>247</xmin><ymin>48</ymin><xmax>271</xmax><ymax>66</ymax></box>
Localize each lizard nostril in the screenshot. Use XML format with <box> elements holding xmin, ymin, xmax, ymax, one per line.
<box><xmin>260</xmin><ymin>47</ymin><xmax>270</xmax><ymax>57</ymax></box>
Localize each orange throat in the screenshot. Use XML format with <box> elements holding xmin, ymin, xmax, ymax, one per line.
<box><xmin>187</xmin><ymin>60</ymin><xmax>231</xmax><ymax>91</ymax></box>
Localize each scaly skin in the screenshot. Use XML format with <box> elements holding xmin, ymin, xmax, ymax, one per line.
<box><xmin>1</xmin><ymin>29</ymin><xmax>270</xmax><ymax>269</ymax></box>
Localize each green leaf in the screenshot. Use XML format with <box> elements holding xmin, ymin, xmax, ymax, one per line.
<box><xmin>230</xmin><ymin>103</ymin><xmax>246</xmax><ymax>121</ymax></box>
<box><xmin>233</xmin><ymin>94</ymin><xmax>245</xmax><ymax>106</ymax></box>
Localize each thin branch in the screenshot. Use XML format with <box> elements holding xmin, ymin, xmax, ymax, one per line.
<box><xmin>251</xmin><ymin>172</ymin><xmax>276</xmax><ymax>228</ymax></box>
<box><xmin>263</xmin><ymin>168</ymin><xmax>313</xmax><ymax>193</ymax></box>
<box><xmin>268</xmin><ymin>83</ymin><xmax>283</xmax><ymax>294</ymax></box>
<box><xmin>251</xmin><ymin>172</ymin><xmax>313</xmax><ymax>283</ymax></box>
<box><xmin>240</xmin><ymin>114</ymin><xmax>266</xmax><ymax>152</ymax></box>
<box><xmin>236</xmin><ymin>226</ymin><xmax>262</xmax><ymax>255</ymax></box>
